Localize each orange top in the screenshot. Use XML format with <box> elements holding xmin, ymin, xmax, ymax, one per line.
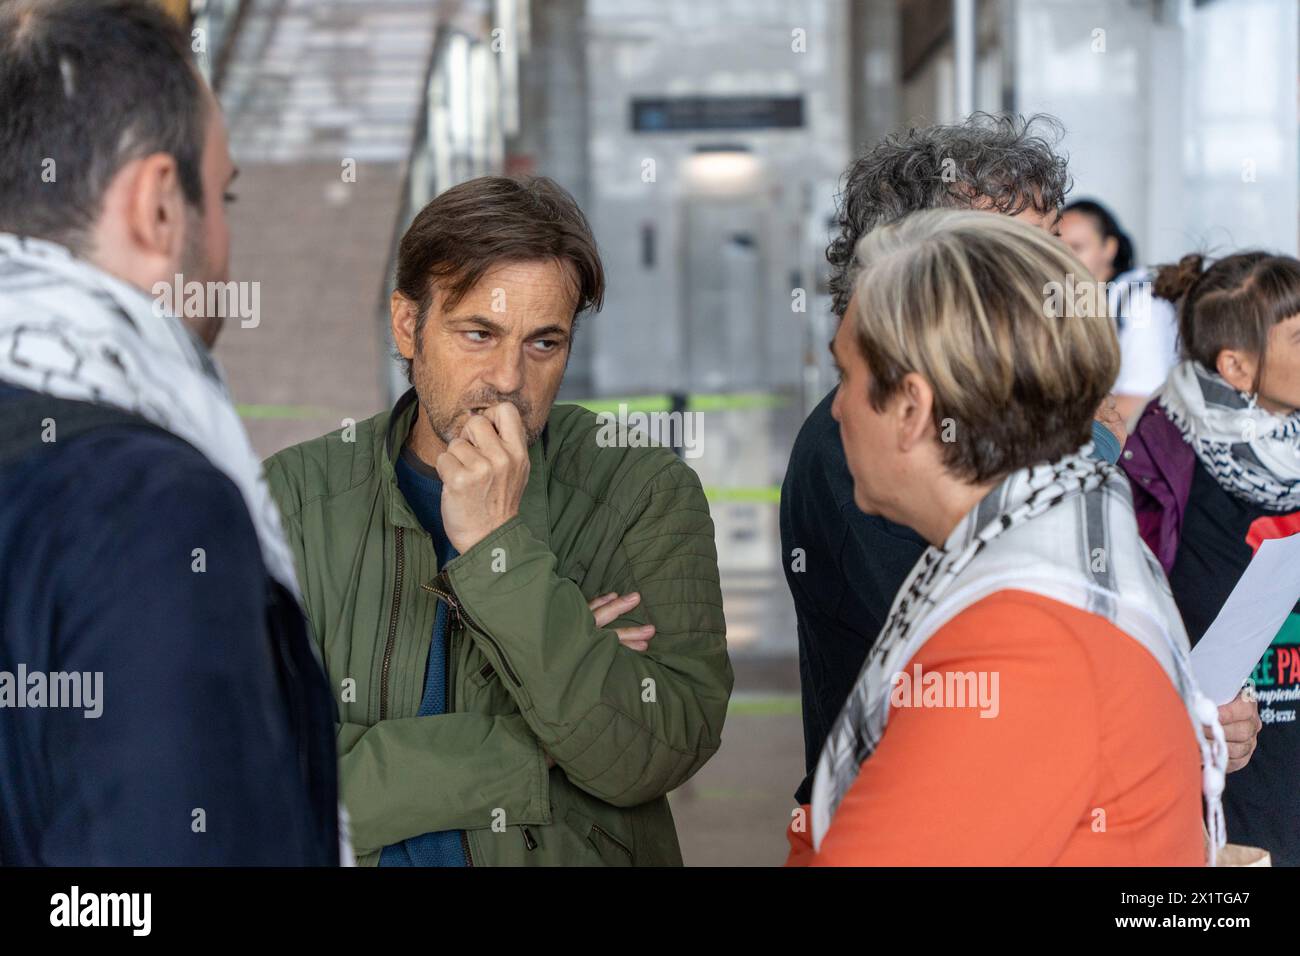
<box><xmin>786</xmin><ymin>589</ymin><xmax>1205</xmax><ymax>866</ymax></box>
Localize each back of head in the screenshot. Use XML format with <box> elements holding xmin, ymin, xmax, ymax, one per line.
<box><xmin>0</xmin><ymin>0</ymin><xmax>205</xmax><ymax>253</ymax></box>
<box><xmin>849</xmin><ymin>209</ymin><xmax>1119</xmax><ymax>483</ymax></box>
<box><xmin>1154</xmin><ymin>251</ymin><xmax>1300</xmax><ymax>383</ymax></box>
<box><xmin>828</xmin><ymin>112</ymin><xmax>1071</xmax><ymax>318</ymax></box>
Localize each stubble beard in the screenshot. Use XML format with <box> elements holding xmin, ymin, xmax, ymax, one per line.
<box><xmin>412</xmin><ymin>352</ymin><xmax>547</xmax><ymax>450</ymax></box>
<box><xmin>178</xmin><ymin>206</ymin><xmax>224</xmax><ymax>348</ymax></box>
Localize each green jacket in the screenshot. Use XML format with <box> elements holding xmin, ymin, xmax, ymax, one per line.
<box><xmin>264</xmin><ymin>390</ymin><xmax>732</xmax><ymax>865</ymax></box>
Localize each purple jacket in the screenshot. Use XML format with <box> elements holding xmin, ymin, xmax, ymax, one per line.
<box><xmin>1120</xmin><ymin>402</ymin><xmax>1196</xmax><ymax>574</ymax></box>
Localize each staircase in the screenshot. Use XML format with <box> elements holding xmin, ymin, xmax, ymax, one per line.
<box><xmin>210</xmin><ymin>0</ymin><xmax>445</xmax><ymax>456</ymax></box>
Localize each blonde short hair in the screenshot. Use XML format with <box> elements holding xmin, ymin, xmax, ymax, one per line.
<box><xmin>849</xmin><ymin>208</ymin><xmax>1120</xmax><ymax>482</ymax></box>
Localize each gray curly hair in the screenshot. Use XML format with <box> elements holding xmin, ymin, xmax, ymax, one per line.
<box><xmin>828</xmin><ymin>112</ymin><xmax>1071</xmax><ymax>318</ymax></box>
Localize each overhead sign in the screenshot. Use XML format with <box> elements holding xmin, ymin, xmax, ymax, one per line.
<box><xmin>631</xmin><ymin>96</ymin><xmax>804</xmax><ymax>132</ymax></box>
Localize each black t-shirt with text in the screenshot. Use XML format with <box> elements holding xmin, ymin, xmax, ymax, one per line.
<box><xmin>1169</xmin><ymin>460</ymin><xmax>1300</xmax><ymax>866</ymax></box>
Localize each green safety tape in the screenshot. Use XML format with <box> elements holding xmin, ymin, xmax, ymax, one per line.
<box><xmin>563</xmin><ymin>392</ymin><xmax>789</xmax><ymax>415</ymax></box>
<box><xmin>703</xmin><ymin>486</ymin><xmax>781</xmax><ymax>503</ymax></box>
<box><xmin>727</xmin><ymin>696</ymin><xmax>801</xmax><ymax>716</ymax></box>
<box><xmin>236</xmin><ymin>404</ymin><xmax>330</xmax><ymax>420</ymax></box>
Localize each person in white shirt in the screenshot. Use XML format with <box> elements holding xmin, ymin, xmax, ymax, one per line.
<box><xmin>1060</xmin><ymin>199</ymin><xmax>1180</xmax><ymax>423</ymax></box>
<box><xmin>1109</xmin><ymin>265</ymin><xmax>1181</xmax><ymax>420</ymax></box>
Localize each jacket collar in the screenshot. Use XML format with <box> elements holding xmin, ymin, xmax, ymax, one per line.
<box><xmin>1121</xmin><ymin>402</ymin><xmax>1196</xmax><ymax>573</ymax></box>
<box><xmin>380</xmin><ymin>388</ymin><xmax>553</xmax><ymax>547</ymax></box>
<box><xmin>1126</xmin><ymin>402</ymin><xmax>1195</xmax><ymax>492</ymax></box>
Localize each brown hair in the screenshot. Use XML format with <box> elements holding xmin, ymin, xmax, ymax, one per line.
<box><xmin>850</xmin><ymin>209</ymin><xmax>1119</xmax><ymax>484</ymax></box>
<box><xmin>1155</xmin><ymin>251</ymin><xmax>1300</xmax><ymax>391</ymax></box>
<box><xmin>0</xmin><ymin>0</ymin><xmax>206</xmax><ymax>253</ymax></box>
<box><xmin>395</xmin><ymin>175</ymin><xmax>605</xmax><ymax>380</ymax></box>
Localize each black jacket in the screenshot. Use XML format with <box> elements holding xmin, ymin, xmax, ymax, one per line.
<box><xmin>779</xmin><ymin>387</ymin><xmax>926</xmax><ymax>805</ymax></box>
<box><xmin>0</xmin><ymin>383</ymin><xmax>339</xmax><ymax>865</ymax></box>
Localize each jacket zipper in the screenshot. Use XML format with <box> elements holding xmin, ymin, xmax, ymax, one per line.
<box><xmin>383</xmin><ymin>526</ymin><xmax>478</xmax><ymax>864</ymax></box>
<box><xmin>421</xmin><ymin>575</ymin><xmax>523</xmax><ymax>688</ymax></box>
<box><xmin>420</xmin><ymin>572</ymin><xmax>524</xmax><ymax>867</ymax></box>
<box><xmin>590</xmin><ymin>822</ymin><xmax>631</xmax><ymax>859</ymax></box>
<box><xmin>379</xmin><ymin>526</ymin><xmax>405</xmax><ymax>721</ymax></box>
<box><xmin>441</xmin><ymin>586</ymin><xmax>475</xmax><ymax>867</ymax></box>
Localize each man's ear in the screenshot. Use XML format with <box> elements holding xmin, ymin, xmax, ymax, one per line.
<box><xmin>895</xmin><ymin>371</ymin><xmax>935</xmax><ymax>452</ymax></box>
<box><xmin>122</xmin><ymin>153</ymin><xmax>186</xmax><ymax>264</ymax></box>
<box><xmin>1216</xmin><ymin>348</ymin><xmax>1258</xmax><ymax>394</ymax></box>
<box><xmin>391</xmin><ymin>291</ymin><xmax>419</xmax><ymax>360</ymax></box>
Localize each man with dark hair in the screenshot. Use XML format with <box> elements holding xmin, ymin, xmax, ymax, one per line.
<box><xmin>784</xmin><ymin>113</ymin><xmax>1133</xmax><ymax>806</ymax></box>
<box><xmin>0</xmin><ymin>0</ymin><xmax>339</xmax><ymax>864</ymax></box>
<box><xmin>265</xmin><ymin>175</ymin><xmax>732</xmax><ymax>866</ymax></box>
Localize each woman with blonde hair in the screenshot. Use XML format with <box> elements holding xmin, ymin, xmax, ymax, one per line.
<box><xmin>786</xmin><ymin>209</ymin><xmax>1226</xmax><ymax>866</ymax></box>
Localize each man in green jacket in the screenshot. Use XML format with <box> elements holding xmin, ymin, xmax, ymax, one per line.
<box><xmin>265</xmin><ymin>175</ymin><xmax>732</xmax><ymax>866</ymax></box>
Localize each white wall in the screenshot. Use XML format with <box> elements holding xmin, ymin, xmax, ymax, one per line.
<box><xmin>1012</xmin><ymin>0</ymin><xmax>1156</xmax><ymax>257</ymax></box>
<box><xmin>1012</xmin><ymin>0</ymin><xmax>1298</xmax><ymax>267</ymax></box>
<box><xmin>1176</xmin><ymin>0</ymin><xmax>1298</xmax><ymax>259</ymax></box>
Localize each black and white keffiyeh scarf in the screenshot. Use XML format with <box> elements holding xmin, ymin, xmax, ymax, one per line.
<box><xmin>810</xmin><ymin>453</ymin><xmax>1228</xmax><ymax>863</ymax></box>
<box><xmin>1159</xmin><ymin>360</ymin><xmax>1300</xmax><ymax>511</ymax></box>
<box><xmin>0</xmin><ymin>233</ymin><xmax>301</xmax><ymax>599</ymax></box>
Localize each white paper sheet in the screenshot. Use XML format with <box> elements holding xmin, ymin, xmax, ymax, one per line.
<box><xmin>1188</xmin><ymin>532</ymin><xmax>1300</xmax><ymax>705</ymax></box>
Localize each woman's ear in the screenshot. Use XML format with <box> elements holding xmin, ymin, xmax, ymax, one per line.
<box><xmin>895</xmin><ymin>371</ymin><xmax>935</xmax><ymax>452</ymax></box>
<box><xmin>1215</xmin><ymin>348</ymin><xmax>1258</xmax><ymax>395</ymax></box>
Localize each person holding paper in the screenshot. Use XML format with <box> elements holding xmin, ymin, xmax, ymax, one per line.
<box><xmin>1123</xmin><ymin>251</ymin><xmax>1299</xmax><ymax>864</ymax></box>
<box><xmin>785</xmin><ymin>210</ymin><xmax>1225</xmax><ymax>866</ymax></box>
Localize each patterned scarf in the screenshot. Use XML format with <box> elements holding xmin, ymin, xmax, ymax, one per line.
<box><xmin>810</xmin><ymin>453</ymin><xmax>1228</xmax><ymax>863</ymax></box>
<box><xmin>0</xmin><ymin>233</ymin><xmax>300</xmax><ymax>598</ymax></box>
<box><xmin>1158</xmin><ymin>360</ymin><xmax>1300</xmax><ymax>511</ymax></box>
